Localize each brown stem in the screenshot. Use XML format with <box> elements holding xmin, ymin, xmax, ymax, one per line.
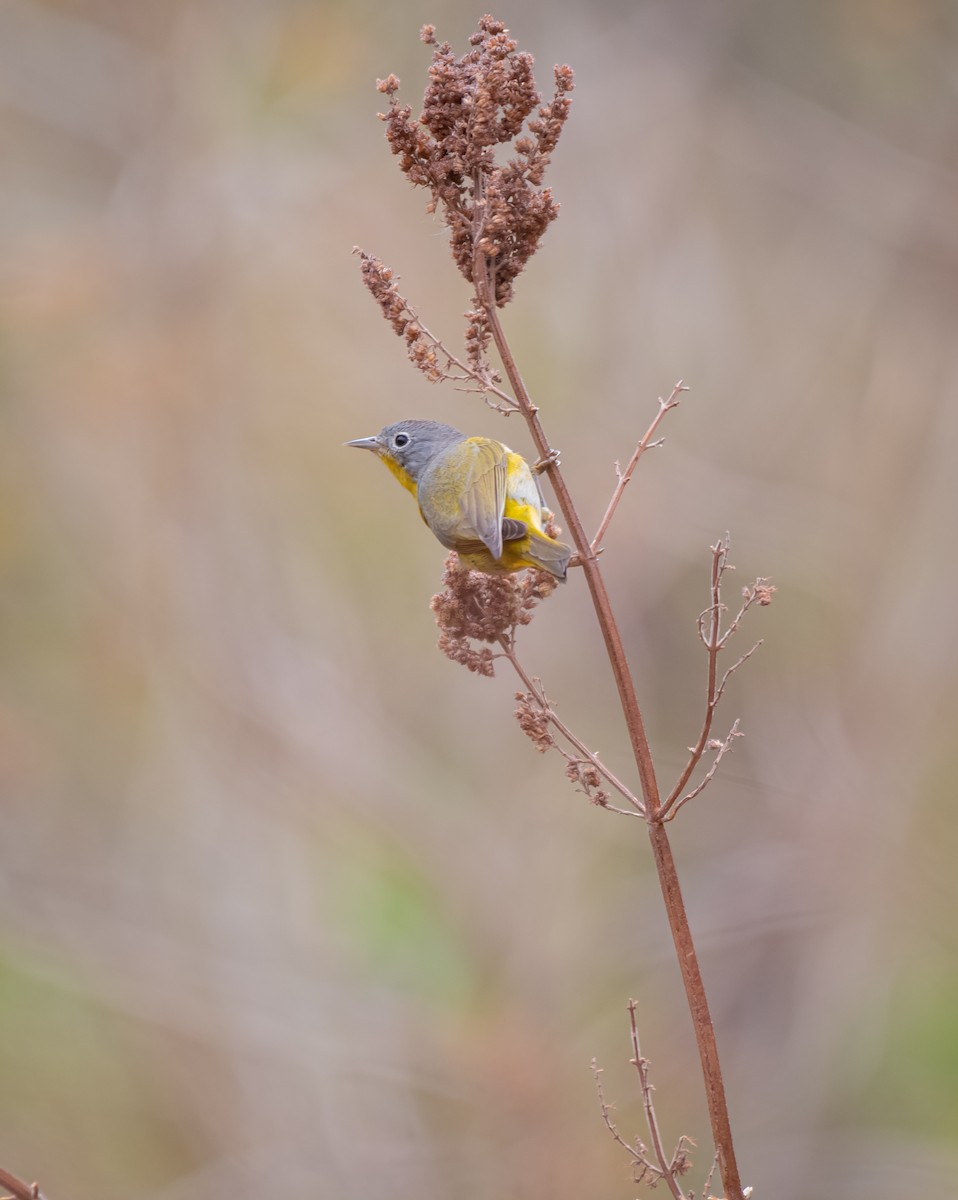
<box><xmin>473</xmin><ymin>250</ymin><xmax>659</xmax><ymax>807</ymax></box>
<box><xmin>591</xmin><ymin>382</ymin><xmax>686</xmax><ymax>551</ymax></box>
<box><xmin>661</xmin><ymin>539</ymin><xmax>726</xmax><ymax>817</ymax></box>
<box><xmin>0</xmin><ymin>1167</ymin><xmax>48</xmax><ymax>1200</ymax></box>
<box><xmin>628</xmin><ymin>1001</ymin><xmax>686</xmax><ymax>1200</ymax></box>
<box><xmin>496</xmin><ymin>632</ymin><xmax>644</xmax><ymax>814</ymax></box>
<box><xmin>592</xmin><ymin>1060</ymin><xmax>666</xmax><ymax>1185</ymax></box>
<box><xmin>646</xmin><ymin>822</ymin><xmax>743</xmax><ymax>1198</ymax></box>
<box><xmin>472</xmin><ymin>245</ymin><xmax>746</xmax><ymax>1200</ymax></box>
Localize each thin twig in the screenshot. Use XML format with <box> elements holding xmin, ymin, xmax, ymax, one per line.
<box><xmin>496</xmin><ymin>631</ymin><xmax>645</xmax><ymax>814</ymax></box>
<box><xmin>591</xmin><ymin>382</ymin><xmax>687</xmax><ymax>551</ymax></box>
<box><xmin>661</xmin><ymin>544</ymin><xmax>770</xmax><ymax>821</ymax></box>
<box><xmin>702</xmin><ymin>1152</ymin><xmax>721</xmax><ymax>1200</ymax></box>
<box><xmin>718</xmin><ymin>578</ymin><xmax>775</xmax><ymax>649</ymax></box>
<box><xmin>401</xmin><ymin>303</ymin><xmax>520</xmax><ymax>412</ymax></box>
<box><xmin>665</xmin><ymin>719</ymin><xmax>743</xmax><ymax>822</ymax></box>
<box><xmin>628</xmin><ymin>1000</ymin><xmax>688</xmax><ymax>1200</ymax></box>
<box><xmin>591</xmin><ymin>1061</ymin><xmax>665</xmax><ymax>1183</ymax></box>
<box><xmin>0</xmin><ymin>1168</ymin><xmax>49</xmax><ymax>1200</ymax></box>
<box><xmin>660</xmin><ymin>539</ymin><xmax>729</xmax><ymax>818</ymax></box>
<box><xmin>713</xmin><ymin>640</ymin><xmax>763</xmax><ymax>707</ymax></box>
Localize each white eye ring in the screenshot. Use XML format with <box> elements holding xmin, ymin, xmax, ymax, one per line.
<box><xmin>393</xmin><ymin>432</ymin><xmax>410</xmax><ymax>448</ymax></box>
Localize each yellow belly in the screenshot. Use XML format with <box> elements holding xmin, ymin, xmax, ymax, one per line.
<box><xmin>453</xmin><ymin>496</ymin><xmax>569</xmax><ymax>577</ymax></box>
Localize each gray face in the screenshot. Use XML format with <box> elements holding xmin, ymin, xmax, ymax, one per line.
<box><xmin>374</xmin><ymin>420</ymin><xmax>464</xmax><ymax>483</ymax></box>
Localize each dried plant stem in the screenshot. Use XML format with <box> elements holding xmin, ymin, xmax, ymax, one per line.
<box><xmin>591</xmin><ymin>381</ymin><xmax>687</xmax><ymax>552</ymax></box>
<box><xmin>660</xmin><ymin>539</ymin><xmax>727</xmax><ymax>817</ymax></box>
<box><xmin>496</xmin><ymin>632</ymin><xmax>644</xmax><ymax>814</ymax></box>
<box><xmin>592</xmin><ymin>1061</ymin><xmax>675</xmax><ymax>1189</ymax></box>
<box><xmin>628</xmin><ymin>1000</ymin><xmax>688</xmax><ymax>1200</ymax></box>
<box><xmin>472</xmin><ymin>244</ymin><xmax>746</xmax><ymax>1200</ymax></box>
<box><xmin>666</xmin><ymin>718</ymin><xmax>742</xmax><ymax>821</ymax></box>
<box><xmin>0</xmin><ymin>1167</ymin><xmax>49</xmax><ymax>1200</ymax></box>
<box><xmin>661</xmin><ymin>539</ymin><xmax>765</xmax><ymax>820</ymax></box>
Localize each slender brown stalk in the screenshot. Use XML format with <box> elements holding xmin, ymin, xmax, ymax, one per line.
<box><xmin>0</xmin><ymin>1166</ymin><xmax>49</xmax><ymax>1200</ymax></box>
<box><xmin>628</xmin><ymin>1000</ymin><xmax>687</xmax><ymax>1200</ymax></box>
<box><xmin>591</xmin><ymin>382</ymin><xmax>687</xmax><ymax>552</ymax></box>
<box><xmin>472</xmin><ymin>249</ymin><xmax>660</xmax><ymax>805</ymax></box>
<box><xmin>661</xmin><ymin>539</ymin><xmax>727</xmax><ymax>815</ymax></box>
<box><xmin>472</xmin><ymin>246</ymin><xmax>746</xmax><ymax>1200</ymax></box>
<box><xmin>496</xmin><ymin>631</ymin><xmax>644</xmax><ymax>814</ymax></box>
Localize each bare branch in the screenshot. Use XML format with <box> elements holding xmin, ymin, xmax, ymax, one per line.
<box><xmin>662</xmin><ymin>540</ymin><xmax>772</xmax><ymax>821</ymax></box>
<box><xmin>702</xmin><ymin>1152</ymin><xmax>721</xmax><ymax>1200</ymax></box>
<box><xmin>498</xmin><ymin>634</ymin><xmax>645</xmax><ymax>815</ymax></box>
<box><xmin>661</xmin><ymin>539</ymin><xmax>728</xmax><ymax>816</ymax></box>
<box><xmin>665</xmin><ymin>719</ymin><xmax>744</xmax><ymax>821</ymax></box>
<box><xmin>629</xmin><ymin>1000</ymin><xmax>691</xmax><ymax>1200</ymax></box>
<box><xmin>591</xmin><ymin>1060</ymin><xmax>665</xmax><ymax>1184</ymax></box>
<box><xmin>591</xmin><ymin>381</ymin><xmax>688</xmax><ymax>551</ymax></box>
<box><xmin>713</xmin><ymin>641</ymin><xmax>763</xmax><ymax>707</ymax></box>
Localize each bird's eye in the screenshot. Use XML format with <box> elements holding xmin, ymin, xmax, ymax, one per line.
<box><xmin>393</xmin><ymin>432</ymin><xmax>410</xmax><ymax>448</ymax></box>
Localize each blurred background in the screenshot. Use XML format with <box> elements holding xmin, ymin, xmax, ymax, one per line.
<box><xmin>2</xmin><ymin>1</ymin><xmax>957</xmax><ymax>1197</ymax></box>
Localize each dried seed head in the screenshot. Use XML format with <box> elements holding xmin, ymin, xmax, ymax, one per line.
<box><xmin>430</xmin><ymin>552</ymin><xmax>558</xmax><ymax>675</ymax></box>
<box><xmin>514</xmin><ymin>691</ymin><xmax>554</xmax><ymax>752</ymax></box>
<box><xmin>376</xmin><ymin>15</ymin><xmax>574</xmax><ymax>309</ymax></box>
<box><xmin>564</xmin><ymin>758</ymin><xmax>610</xmax><ymax>807</ymax></box>
<box><xmin>750</xmin><ymin>578</ymin><xmax>777</xmax><ymax>606</ymax></box>
<box><xmin>354</xmin><ymin>250</ymin><xmax>445</xmax><ymax>382</ymax></box>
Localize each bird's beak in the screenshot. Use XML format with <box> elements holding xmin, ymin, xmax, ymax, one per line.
<box><xmin>344</xmin><ymin>435</ymin><xmax>382</xmax><ymax>452</ymax></box>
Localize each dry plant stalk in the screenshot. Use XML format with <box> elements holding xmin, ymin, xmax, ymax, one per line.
<box><xmin>0</xmin><ymin>1166</ymin><xmax>50</xmax><ymax>1200</ymax></box>
<box><xmin>356</xmin><ymin>16</ymin><xmax>774</xmax><ymax>1200</ymax></box>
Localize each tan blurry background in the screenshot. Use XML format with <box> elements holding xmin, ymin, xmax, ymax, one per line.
<box><xmin>2</xmin><ymin>1</ymin><xmax>957</xmax><ymax>1197</ymax></box>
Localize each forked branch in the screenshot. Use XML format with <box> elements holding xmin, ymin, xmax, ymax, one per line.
<box><xmin>497</xmin><ymin>632</ymin><xmax>645</xmax><ymax>815</ymax></box>
<box><xmin>661</xmin><ymin>539</ymin><xmax>774</xmax><ymax>820</ymax></box>
<box><xmin>592</xmin><ymin>381</ymin><xmax>688</xmax><ymax>552</ymax></box>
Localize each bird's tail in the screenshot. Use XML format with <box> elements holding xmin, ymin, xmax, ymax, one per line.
<box><xmin>523</xmin><ymin>526</ymin><xmax>572</xmax><ymax>582</ymax></box>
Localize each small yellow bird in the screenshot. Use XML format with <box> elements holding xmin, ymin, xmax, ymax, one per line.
<box><xmin>346</xmin><ymin>419</ymin><xmax>572</xmax><ymax>580</ymax></box>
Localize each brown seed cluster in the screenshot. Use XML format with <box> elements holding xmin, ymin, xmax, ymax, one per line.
<box><xmin>564</xmin><ymin>759</ymin><xmax>610</xmax><ymax>807</ymax></box>
<box><xmin>514</xmin><ymin>691</ymin><xmax>555</xmax><ymax>752</ymax></box>
<box><xmin>354</xmin><ymin>250</ymin><xmax>444</xmax><ymax>383</ymax></box>
<box><xmin>376</xmin><ymin>15</ymin><xmax>574</xmax><ymax>309</ymax></box>
<box><xmin>430</xmin><ymin>553</ymin><xmax>558</xmax><ymax>675</ymax></box>
<box><xmin>748</xmin><ymin>578</ymin><xmax>777</xmax><ymax>606</ymax></box>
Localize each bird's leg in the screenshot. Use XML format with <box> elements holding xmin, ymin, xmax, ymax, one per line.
<box><xmin>531</xmin><ymin>448</ymin><xmax>560</xmax><ymax>474</ymax></box>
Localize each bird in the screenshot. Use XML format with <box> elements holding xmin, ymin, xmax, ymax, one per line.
<box><xmin>345</xmin><ymin>419</ymin><xmax>572</xmax><ymax>580</ymax></box>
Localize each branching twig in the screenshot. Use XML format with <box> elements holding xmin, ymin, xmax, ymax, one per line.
<box><xmin>665</xmin><ymin>719</ymin><xmax>743</xmax><ymax>822</ymax></box>
<box><xmin>713</xmin><ymin>641</ymin><xmax>763</xmax><ymax>708</ymax></box>
<box><xmin>592</xmin><ymin>1060</ymin><xmax>671</xmax><ymax>1190</ymax></box>
<box><xmin>661</xmin><ymin>540</ymin><xmax>773</xmax><ymax>820</ymax></box>
<box><xmin>591</xmin><ymin>382</ymin><xmax>687</xmax><ymax>551</ymax></box>
<box><xmin>593</xmin><ymin>1002</ymin><xmax>695</xmax><ymax>1198</ymax></box>
<box><xmin>497</xmin><ymin>631</ymin><xmax>645</xmax><ymax>815</ymax></box>
<box><xmin>629</xmin><ymin>1000</ymin><xmax>691</xmax><ymax>1200</ymax></box>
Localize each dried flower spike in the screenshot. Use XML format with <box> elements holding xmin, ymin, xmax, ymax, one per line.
<box><xmin>514</xmin><ymin>691</ymin><xmax>555</xmax><ymax>752</ymax></box>
<box><xmin>376</xmin><ymin>15</ymin><xmax>574</xmax><ymax>308</ymax></box>
<box><xmin>430</xmin><ymin>553</ymin><xmax>557</xmax><ymax>675</ymax></box>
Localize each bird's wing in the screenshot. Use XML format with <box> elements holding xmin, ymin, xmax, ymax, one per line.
<box><xmin>459</xmin><ymin>438</ymin><xmax>509</xmax><ymax>560</ymax></box>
